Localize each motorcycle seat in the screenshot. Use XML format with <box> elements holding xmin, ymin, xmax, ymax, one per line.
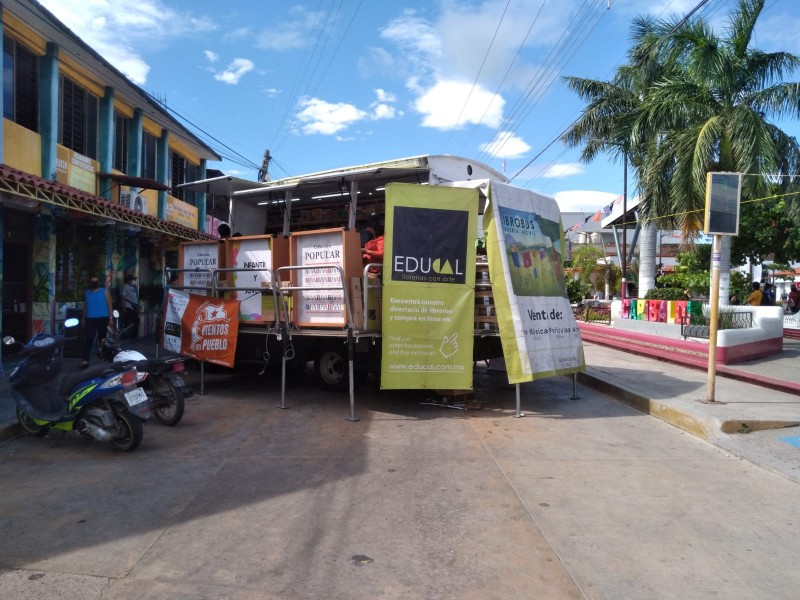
<box><xmin>136</xmin><ymin>357</ymin><xmax>183</xmax><ymax>372</ymax></box>
<box><xmin>58</xmin><ymin>363</ymin><xmax>129</xmax><ymax>397</ymax></box>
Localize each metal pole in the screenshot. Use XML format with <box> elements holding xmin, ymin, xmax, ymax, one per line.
<box><xmin>622</xmin><ymin>152</ymin><xmax>628</xmax><ymax>301</ymax></box>
<box><xmin>571</xmin><ymin>372</ymin><xmax>579</xmax><ymax>400</ymax></box>
<box><xmin>346</xmin><ymin>328</ymin><xmax>358</xmax><ymax>421</ymax></box>
<box><xmin>199</xmin><ymin>360</ymin><xmax>205</xmax><ymax>395</ymax></box>
<box><xmin>705</xmin><ymin>234</ymin><xmax>722</xmax><ymax>403</ymax></box>
<box><xmin>278</xmin><ymin>329</ymin><xmax>288</xmax><ymax>409</ymax></box>
<box><xmin>514</xmin><ymin>383</ymin><xmax>524</xmax><ymax>418</ymax></box>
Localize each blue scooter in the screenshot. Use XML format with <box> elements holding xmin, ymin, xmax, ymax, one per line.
<box><xmin>3</xmin><ymin>318</ymin><xmax>150</xmax><ymax>451</ymax></box>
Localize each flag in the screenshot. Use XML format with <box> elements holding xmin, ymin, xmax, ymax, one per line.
<box><xmin>592</xmin><ymin>211</ymin><xmax>601</xmax><ymax>221</ymax></box>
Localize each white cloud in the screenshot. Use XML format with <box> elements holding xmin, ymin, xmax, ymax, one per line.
<box><xmin>480</xmin><ymin>131</ymin><xmax>530</xmax><ymax>159</ymax></box>
<box><xmin>296</xmin><ymin>98</ymin><xmax>367</xmax><ymax>135</ymax></box>
<box><xmin>413</xmin><ymin>80</ymin><xmax>504</xmax><ymax>130</ymax></box>
<box><xmin>540</xmin><ymin>163</ymin><xmax>585</xmax><ymax>178</ymax></box>
<box><xmin>263</xmin><ymin>87</ymin><xmax>281</xmax><ymax>98</ymax></box>
<box><xmin>256</xmin><ymin>6</ymin><xmax>330</xmax><ymax>51</ymax></box>
<box><xmin>204</xmin><ymin>50</ymin><xmax>219</xmax><ymax>63</ymax></box>
<box><xmin>38</xmin><ymin>0</ymin><xmax>216</xmax><ymax>85</ymax></box>
<box><xmin>213</xmin><ymin>58</ymin><xmax>255</xmax><ymax>85</ymax></box>
<box><xmin>375</xmin><ymin>88</ymin><xmax>397</xmax><ymax>103</ymax></box>
<box><xmin>295</xmin><ymin>88</ymin><xmax>401</xmax><ymax>136</ymax></box>
<box><xmin>554</xmin><ymin>190</ymin><xmax>619</xmax><ymax>213</ymax></box>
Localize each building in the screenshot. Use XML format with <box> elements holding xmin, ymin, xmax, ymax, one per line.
<box><xmin>1</xmin><ymin>0</ymin><xmax>221</xmax><ymax>342</ymax></box>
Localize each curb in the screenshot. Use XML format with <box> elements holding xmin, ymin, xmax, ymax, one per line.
<box><xmin>0</xmin><ymin>420</ymin><xmax>20</xmax><ymax>443</ymax></box>
<box><xmin>576</xmin><ymin>371</ymin><xmax>717</xmax><ymax>440</ymax></box>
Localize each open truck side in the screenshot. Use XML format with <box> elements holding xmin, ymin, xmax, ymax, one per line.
<box><xmin>172</xmin><ymin>155</ymin><xmax>512</xmax><ymax>391</ymax></box>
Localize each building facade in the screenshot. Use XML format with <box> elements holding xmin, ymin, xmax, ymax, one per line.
<box><xmin>0</xmin><ymin>0</ymin><xmax>220</xmax><ymax>341</ymax></box>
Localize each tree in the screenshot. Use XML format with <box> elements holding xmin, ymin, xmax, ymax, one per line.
<box><xmin>569</xmin><ymin>243</ymin><xmax>621</xmax><ymax>299</ymax></box>
<box><xmin>636</xmin><ymin>0</ymin><xmax>800</xmax><ymax>304</ymax></box>
<box><xmin>562</xmin><ymin>17</ymin><xmax>678</xmax><ymax>298</ymax></box>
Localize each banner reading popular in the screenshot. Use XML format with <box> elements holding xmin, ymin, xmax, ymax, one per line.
<box><xmin>484</xmin><ymin>181</ymin><xmax>584</xmax><ymax>383</ymax></box>
<box><xmin>380</xmin><ymin>183</ymin><xmax>478</xmax><ymax>390</ymax></box>
<box><xmin>163</xmin><ymin>289</ymin><xmax>240</xmax><ymax>367</ymax></box>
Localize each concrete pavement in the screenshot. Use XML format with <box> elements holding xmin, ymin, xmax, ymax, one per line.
<box><xmin>1</xmin><ymin>362</ymin><xmax>799</xmax><ymax>599</ymax></box>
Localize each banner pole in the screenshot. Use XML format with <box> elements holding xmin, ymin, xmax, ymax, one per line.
<box><xmin>705</xmin><ymin>234</ymin><xmax>722</xmax><ymax>403</ymax></box>
<box><xmin>571</xmin><ymin>372</ymin><xmax>579</xmax><ymax>400</ymax></box>
<box><xmin>346</xmin><ymin>328</ymin><xmax>358</xmax><ymax>422</ymax></box>
<box><xmin>278</xmin><ymin>329</ymin><xmax>288</xmax><ymax>409</ymax></box>
<box><xmin>199</xmin><ymin>360</ymin><xmax>205</xmax><ymax>396</ymax></box>
<box><xmin>514</xmin><ymin>383</ymin><xmax>524</xmax><ymax>418</ymax></box>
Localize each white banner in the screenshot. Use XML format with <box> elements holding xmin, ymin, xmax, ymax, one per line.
<box><xmin>163</xmin><ymin>289</ymin><xmax>191</xmax><ymax>353</ymax></box>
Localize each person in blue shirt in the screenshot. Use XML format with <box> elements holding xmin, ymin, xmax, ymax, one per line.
<box><xmin>81</xmin><ymin>275</ymin><xmax>114</xmax><ymax>368</ymax></box>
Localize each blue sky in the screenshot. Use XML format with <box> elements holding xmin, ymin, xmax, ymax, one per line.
<box><xmin>40</xmin><ymin>0</ymin><xmax>800</xmax><ymax>213</ymax></box>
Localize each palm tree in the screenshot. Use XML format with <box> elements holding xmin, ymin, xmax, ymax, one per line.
<box><xmin>562</xmin><ymin>17</ymin><xmax>677</xmax><ymax>298</ymax></box>
<box><xmin>570</xmin><ymin>240</ymin><xmax>621</xmax><ymax>299</ymax></box>
<box><xmin>636</xmin><ymin>0</ymin><xmax>800</xmax><ymax>303</ymax></box>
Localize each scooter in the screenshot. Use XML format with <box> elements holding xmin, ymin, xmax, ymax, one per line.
<box><xmin>3</xmin><ymin>318</ymin><xmax>149</xmax><ymax>451</ymax></box>
<box><xmin>97</xmin><ymin>310</ymin><xmax>188</xmax><ymax>426</ymax></box>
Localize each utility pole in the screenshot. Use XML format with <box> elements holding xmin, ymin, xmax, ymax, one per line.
<box><xmin>258</xmin><ymin>149</ymin><xmax>271</xmax><ymax>182</ymax></box>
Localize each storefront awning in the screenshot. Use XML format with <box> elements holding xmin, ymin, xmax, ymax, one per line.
<box><xmin>0</xmin><ymin>164</ymin><xmax>213</xmax><ymax>241</ymax></box>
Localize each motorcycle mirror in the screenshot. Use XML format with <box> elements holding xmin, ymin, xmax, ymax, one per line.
<box><xmin>113</xmin><ymin>309</ymin><xmax>120</xmax><ymax>318</ymax></box>
<box><xmin>64</xmin><ymin>318</ymin><xmax>80</xmax><ymax>328</ymax></box>
<box><xmin>2</xmin><ymin>335</ymin><xmax>15</xmax><ymax>345</ymax></box>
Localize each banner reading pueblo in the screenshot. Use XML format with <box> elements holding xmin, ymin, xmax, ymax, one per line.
<box><xmin>163</xmin><ymin>289</ymin><xmax>240</xmax><ymax>367</ymax></box>
<box><xmin>483</xmin><ymin>181</ymin><xmax>584</xmax><ymax>383</ymax></box>
<box><xmin>380</xmin><ymin>183</ymin><xmax>478</xmax><ymax>390</ymax></box>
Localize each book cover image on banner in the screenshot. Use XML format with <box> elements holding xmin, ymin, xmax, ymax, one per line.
<box><xmin>484</xmin><ymin>181</ymin><xmax>584</xmax><ymax>383</ymax></box>
<box><xmin>380</xmin><ymin>183</ymin><xmax>478</xmax><ymax>390</ymax></box>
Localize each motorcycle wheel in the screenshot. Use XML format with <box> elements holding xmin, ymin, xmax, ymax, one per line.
<box><xmin>153</xmin><ymin>380</ymin><xmax>185</xmax><ymax>426</ymax></box>
<box><xmin>109</xmin><ymin>409</ymin><xmax>143</xmax><ymax>451</ymax></box>
<box><xmin>16</xmin><ymin>407</ymin><xmax>48</xmax><ymax>437</ymax></box>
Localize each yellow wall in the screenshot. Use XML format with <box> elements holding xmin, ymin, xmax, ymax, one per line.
<box><xmin>3</xmin><ymin>119</ymin><xmax>42</xmax><ymax>176</ymax></box>
<box><xmin>142</xmin><ymin>117</ymin><xmax>163</xmax><ymax>137</ymax></box>
<box><xmin>2</xmin><ymin>11</ymin><xmax>46</xmax><ymax>54</ymax></box>
<box><xmin>169</xmin><ymin>136</ymin><xmax>202</xmax><ymax>165</ymax></box>
<box><xmin>114</xmin><ymin>100</ymin><xmax>134</xmax><ymax>118</ymax></box>
<box><xmin>59</xmin><ymin>55</ymin><xmax>105</xmax><ymax>97</ymax></box>
<box><xmin>167</xmin><ymin>195</ymin><xmax>198</xmax><ymax>229</ymax></box>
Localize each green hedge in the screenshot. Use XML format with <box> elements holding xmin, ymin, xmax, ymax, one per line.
<box><xmin>644</xmin><ymin>287</ymin><xmax>689</xmax><ymax>301</ymax></box>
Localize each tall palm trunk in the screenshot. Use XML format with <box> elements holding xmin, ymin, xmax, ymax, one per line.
<box><xmin>638</xmin><ymin>222</ymin><xmax>657</xmax><ymax>297</ymax></box>
<box><xmin>715</xmin><ymin>235</ymin><xmax>731</xmax><ymax>306</ymax></box>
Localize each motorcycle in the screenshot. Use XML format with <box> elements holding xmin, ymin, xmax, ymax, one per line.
<box><xmin>97</xmin><ymin>310</ymin><xmax>188</xmax><ymax>426</ymax></box>
<box><xmin>3</xmin><ymin>318</ymin><xmax>149</xmax><ymax>451</ymax></box>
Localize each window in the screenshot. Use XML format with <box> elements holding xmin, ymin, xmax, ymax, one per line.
<box><xmin>3</xmin><ymin>35</ymin><xmax>39</xmax><ymax>131</ymax></box>
<box><xmin>170</xmin><ymin>150</ymin><xmax>198</xmax><ymax>203</ymax></box>
<box><xmin>113</xmin><ymin>112</ymin><xmax>129</xmax><ymax>172</ymax></box>
<box><xmin>142</xmin><ymin>132</ymin><xmax>157</xmax><ymax>180</ymax></box>
<box><xmin>59</xmin><ymin>76</ymin><xmax>98</xmax><ymax>158</ymax></box>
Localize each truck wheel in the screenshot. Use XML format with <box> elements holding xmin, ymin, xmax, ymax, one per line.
<box><xmin>314</xmin><ymin>347</ymin><xmax>366</xmax><ymax>392</ymax></box>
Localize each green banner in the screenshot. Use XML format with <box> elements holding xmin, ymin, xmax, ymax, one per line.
<box><xmin>380</xmin><ymin>183</ymin><xmax>478</xmax><ymax>389</ymax></box>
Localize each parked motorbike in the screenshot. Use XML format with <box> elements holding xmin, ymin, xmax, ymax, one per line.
<box><xmin>3</xmin><ymin>318</ymin><xmax>149</xmax><ymax>451</ymax></box>
<box><xmin>97</xmin><ymin>310</ymin><xmax>188</xmax><ymax>426</ymax></box>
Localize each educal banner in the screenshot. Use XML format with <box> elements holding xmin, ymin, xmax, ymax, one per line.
<box><xmin>380</xmin><ymin>183</ymin><xmax>477</xmax><ymax>390</ymax></box>
<box><xmin>163</xmin><ymin>289</ymin><xmax>240</xmax><ymax>367</ymax></box>
<box><xmin>483</xmin><ymin>181</ymin><xmax>584</xmax><ymax>383</ymax></box>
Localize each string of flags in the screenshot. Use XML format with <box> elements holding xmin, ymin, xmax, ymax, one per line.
<box><xmin>564</xmin><ymin>194</ymin><xmax>624</xmax><ymax>234</ymax></box>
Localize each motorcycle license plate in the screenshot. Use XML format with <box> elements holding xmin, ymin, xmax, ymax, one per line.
<box><xmin>124</xmin><ymin>387</ymin><xmax>148</xmax><ymax>407</ymax></box>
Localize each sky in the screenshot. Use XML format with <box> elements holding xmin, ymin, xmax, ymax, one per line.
<box><xmin>37</xmin><ymin>0</ymin><xmax>800</xmax><ymax>214</ymax></box>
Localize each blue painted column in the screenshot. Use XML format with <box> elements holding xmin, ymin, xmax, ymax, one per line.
<box><xmin>98</xmin><ymin>86</ymin><xmax>114</xmax><ymax>199</ymax></box>
<box><xmin>0</xmin><ymin>7</ymin><xmax>4</xmax><ymax>164</ymax></box>
<box><xmin>127</xmin><ymin>109</ymin><xmax>143</xmax><ymax>176</ymax></box>
<box><xmin>39</xmin><ymin>42</ymin><xmax>60</xmax><ymax>181</ymax></box>
<box><xmin>156</xmin><ymin>130</ymin><xmax>170</xmax><ymax>220</ymax></box>
<box><xmin>197</xmin><ymin>159</ymin><xmax>208</xmax><ymax>233</ymax></box>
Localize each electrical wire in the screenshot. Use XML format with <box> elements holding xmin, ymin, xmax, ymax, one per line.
<box><xmin>440</xmin><ymin>0</ymin><xmax>512</xmax><ymax>153</ymax></box>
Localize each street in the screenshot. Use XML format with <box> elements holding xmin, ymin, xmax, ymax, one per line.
<box><xmin>0</xmin><ymin>365</ymin><xmax>798</xmax><ymax>600</ymax></box>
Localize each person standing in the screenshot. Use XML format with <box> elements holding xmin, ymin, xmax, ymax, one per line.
<box><xmin>81</xmin><ymin>275</ymin><xmax>114</xmax><ymax>368</ymax></box>
<box><xmin>745</xmin><ymin>282</ymin><xmax>763</xmax><ymax>306</ymax></box>
<box><xmin>361</xmin><ymin>214</ymin><xmax>384</xmax><ymax>274</ymax></box>
<box><xmin>788</xmin><ymin>284</ymin><xmax>800</xmax><ymax>314</ymax></box>
<box><xmin>121</xmin><ymin>274</ymin><xmax>139</xmax><ymax>340</ymax></box>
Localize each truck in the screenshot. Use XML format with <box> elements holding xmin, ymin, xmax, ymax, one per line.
<box><xmin>171</xmin><ymin>155</ymin><xmax>545</xmax><ymax>392</ymax></box>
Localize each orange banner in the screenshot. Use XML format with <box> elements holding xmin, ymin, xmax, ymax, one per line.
<box><xmin>162</xmin><ymin>289</ymin><xmax>239</xmax><ymax>367</ymax></box>
<box><xmin>180</xmin><ymin>295</ymin><xmax>239</xmax><ymax>367</ymax></box>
